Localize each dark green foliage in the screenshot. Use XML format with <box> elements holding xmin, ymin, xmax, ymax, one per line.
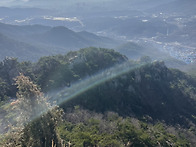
<box><xmin>78</xmin><ymin>47</ymin><xmax>127</xmax><ymax>73</ymax></box>
<box><xmin>21</xmin><ymin>108</ymin><xmax>63</xmax><ymax>147</ymax></box>
<box><xmin>139</xmin><ymin>56</ymin><xmax>152</xmax><ymax>63</ymax></box>
<box><xmin>0</xmin><ymin>47</ymin><xmax>127</xmax><ymax>100</ymax></box>
<box><xmin>33</xmin><ymin>47</ymin><xmax>126</xmax><ymax>92</ymax></box>
<box><xmin>33</xmin><ymin>56</ymin><xmax>76</xmax><ymax>92</ymax></box>
<box><xmin>0</xmin><ymin>58</ymin><xmax>36</xmax><ymax>100</ymax></box>
<box><xmin>57</xmin><ymin>109</ymin><xmax>189</xmax><ymax>147</ymax></box>
<box><xmin>61</xmin><ymin>61</ymin><xmax>196</xmax><ymax>126</ymax></box>
<box><xmin>0</xmin><ymin>47</ymin><xmax>196</xmax><ymax>146</ymax></box>
<box><xmin>0</xmin><ymin>57</ymin><xmax>20</xmax><ymax>99</ymax></box>
<box><xmin>0</xmin><ymin>78</ymin><xmax>9</xmax><ymax>101</ymax></box>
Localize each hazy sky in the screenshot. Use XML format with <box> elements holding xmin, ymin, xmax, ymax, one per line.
<box><xmin>0</xmin><ymin>0</ymin><xmax>176</xmax><ymax>11</ymax></box>
<box><xmin>0</xmin><ymin>0</ymin><xmax>118</xmax><ymax>10</ymax></box>
<box><xmin>0</xmin><ymin>0</ymin><xmax>29</xmax><ymax>6</ymax></box>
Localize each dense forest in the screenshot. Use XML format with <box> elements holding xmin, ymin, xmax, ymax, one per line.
<box><xmin>0</xmin><ymin>47</ymin><xmax>196</xmax><ymax>146</ymax></box>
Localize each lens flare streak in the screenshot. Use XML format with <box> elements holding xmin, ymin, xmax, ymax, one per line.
<box><xmin>0</xmin><ymin>61</ymin><xmax>145</xmax><ymax>137</ymax></box>
<box><xmin>52</xmin><ymin>62</ymin><xmax>144</xmax><ymax>106</ymax></box>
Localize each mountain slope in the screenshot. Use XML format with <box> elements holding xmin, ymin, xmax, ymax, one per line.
<box><xmin>1</xmin><ymin>47</ymin><xmax>196</xmax><ymax>146</ymax></box>
<box><xmin>32</xmin><ymin>26</ymin><xmax>120</xmax><ymax>49</ymax></box>
<box><xmin>0</xmin><ymin>22</ymin><xmax>51</xmax><ymax>40</ymax></box>
<box><xmin>33</xmin><ymin>26</ymin><xmax>88</xmax><ymax>48</ymax></box>
<box><xmin>0</xmin><ymin>23</ymin><xmax>120</xmax><ymax>61</ymax></box>
<box><xmin>61</xmin><ymin>61</ymin><xmax>196</xmax><ymax>126</ymax></box>
<box><xmin>0</xmin><ymin>33</ymin><xmax>49</xmax><ymax>61</ymax></box>
<box><xmin>0</xmin><ymin>22</ymin><xmax>119</xmax><ymax>48</ymax></box>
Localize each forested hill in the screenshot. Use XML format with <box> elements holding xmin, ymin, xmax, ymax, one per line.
<box><xmin>0</xmin><ymin>47</ymin><xmax>127</xmax><ymax>100</ymax></box>
<box><xmin>61</xmin><ymin>61</ymin><xmax>196</xmax><ymax>125</ymax></box>
<box><xmin>1</xmin><ymin>47</ymin><xmax>196</xmax><ymax>146</ymax></box>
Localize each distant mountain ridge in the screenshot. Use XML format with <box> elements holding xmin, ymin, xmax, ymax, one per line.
<box><xmin>0</xmin><ymin>22</ymin><xmax>120</xmax><ymax>61</ymax></box>
<box><xmin>0</xmin><ymin>22</ymin><xmax>51</xmax><ymax>40</ymax></box>
<box><xmin>0</xmin><ymin>32</ymin><xmax>49</xmax><ymax>61</ymax></box>
<box><xmin>32</xmin><ymin>26</ymin><xmax>118</xmax><ymax>48</ymax></box>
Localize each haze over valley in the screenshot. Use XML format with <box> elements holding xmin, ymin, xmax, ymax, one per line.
<box><xmin>0</xmin><ymin>0</ymin><xmax>195</xmax><ymax>64</ymax></box>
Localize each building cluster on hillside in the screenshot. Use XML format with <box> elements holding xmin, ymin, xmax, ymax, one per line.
<box><xmin>142</xmin><ymin>38</ymin><xmax>196</xmax><ymax>64</ymax></box>
<box><xmin>163</xmin><ymin>43</ymin><xmax>196</xmax><ymax>64</ymax></box>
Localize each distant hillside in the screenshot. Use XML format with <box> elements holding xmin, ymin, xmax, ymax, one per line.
<box><xmin>32</xmin><ymin>26</ymin><xmax>120</xmax><ymax>49</ymax></box>
<box><xmin>0</xmin><ymin>22</ymin><xmax>120</xmax><ymax>61</ymax></box>
<box><xmin>77</xmin><ymin>31</ymin><xmax>116</xmax><ymax>46</ymax></box>
<box><xmin>0</xmin><ymin>22</ymin><xmax>119</xmax><ymax>48</ymax></box>
<box><xmin>33</xmin><ymin>26</ymin><xmax>86</xmax><ymax>48</ymax></box>
<box><xmin>0</xmin><ymin>33</ymin><xmax>49</xmax><ymax>61</ymax></box>
<box><xmin>0</xmin><ymin>22</ymin><xmax>51</xmax><ymax>40</ymax></box>
<box><xmin>116</xmin><ymin>42</ymin><xmax>156</xmax><ymax>59</ymax></box>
